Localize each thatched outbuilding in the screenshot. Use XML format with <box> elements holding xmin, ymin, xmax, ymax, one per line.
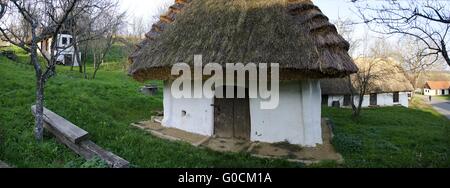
<box><xmin>129</xmin><ymin>0</ymin><xmax>357</xmax><ymax>146</ymax></box>
<box><xmin>321</xmin><ymin>58</ymin><xmax>414</xmax><ymax>108</ymax></box>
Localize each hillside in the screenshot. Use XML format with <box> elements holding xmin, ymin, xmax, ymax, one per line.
<box><xmin>0</xmin><ymin>48</ymin><xmax>449</xmax><ymax>168</ymax></box>
<box><xmin>0</xmin><ymin>55</ymin><xmax>300</xmax><ymax>168</ymax></box>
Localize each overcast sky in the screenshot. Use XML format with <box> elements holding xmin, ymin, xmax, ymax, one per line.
<box><xmin>120</xmin><ymin>0</ymin><xmax>360</xmax><ymax>20</ymax></box>
<box><xmin>119</xmin><ymin>0</ymin><xmax>360</xmax><ymax>24</ymax></box>
<box><xmin>119</xmin><ymin>0</ymin><xmax>369</xmax><ymax>37</ymax></box>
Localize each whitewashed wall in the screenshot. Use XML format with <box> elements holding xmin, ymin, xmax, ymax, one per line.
<box><xmin>399</xmin><ymin>93</ymin><xmax>409</xmax><ymax>107</ymax></box>
<box><xmin>327</xmin><ymin>96</ymin><xmax>344</xmax><ymax>107</ymax></box>
<box><xmin>249</xmin><ymin>80</ymin><xmax>323</xmax><ymax>147</ymax></box>
<box><xmin>424</xmin><ymin>89</ymin><xmax>436</xmax><ymax>96</ymax></box>
<box><xmin>161</xmin><ymin>80</ymin><xmax>323</xmax><ymax>146</ymax></box>
<box><xmin>424</xmin><ymin>89</ymin><xmax>450</xmax><ymax>96</ymax></box>
<box><xmin>327</xmin><ymin>92</ymin><xmax>409</xmax><ymax>108</ymax></box>
<box><xmin>377</xmin><ymin>93</ymin><xmax>394</xmax><ymax>106</ymax></box>
<box><xmin>161</xmin><ymin>81</ymin><xmax>215</xmax><ymax>136</ymax></box>
<box><xmin>38</xmin><ymin>34</ymin><xmax>80</xmax><ymax>66</ymax></box>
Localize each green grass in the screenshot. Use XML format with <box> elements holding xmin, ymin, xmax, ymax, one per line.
<box><xmin>1</xmin><ymin>47</ymin><xmax>449</xmax><ymax>168</ymax></box>
<box><xmin>319</xmin><ymin>100</ymin><xmax>450</xmax><ymax>168</ymax></box>
<box><xmin>436</xmin><ymin>95</ymin><xmax>450</xmax><ymax>101</ymax></box>
<box><xmin>0</xmin><ymin>55</ymin><xmax>299</xmax><ymax>168</ymax></box>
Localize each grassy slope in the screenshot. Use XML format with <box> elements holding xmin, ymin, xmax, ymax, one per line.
<box><xmin>1</xmin><ymin>47</ymin><xmax>449</xmax><ymax>168</ymax></box>
<box><xmin>0</xmin><ymin>56</ymin><xmax>299</xmax><ymax>168</ymax></box>
<box><xmin>321</xmin><ymin>98</ymin><xmax>450</xmax><ymax>168</ymax></box>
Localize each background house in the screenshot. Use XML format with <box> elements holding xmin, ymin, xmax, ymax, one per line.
<box><xmin>423</xmin><ymin>81</ymin><xmax>450</xmax><ymax>96</ymax></box>
<box><xmin>321</xmin><ymin>58</ymin><xmax>414</xmax><ymax>108</ymax></box>
<box><xmin>38</xmin><ymin>33</ymin><xmax>81</xmax><ymax>67</ymax></box>
<box><xmin>128</xmin><ymin>0</ymin><xmax>358</xmax><ymax>146</ymax></box>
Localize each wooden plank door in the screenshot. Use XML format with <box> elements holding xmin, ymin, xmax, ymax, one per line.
<box><xmin>214</xmin><ymin>86</ymin><xmax>251</xmax><ymax>140</ymax></box>
<box><xmin>214</xmin><ymin>97</ymin><xmax>235</xmax><ymax>138</ymax></box>
<box><xmin>233</xmin><ymin>96</ymin><xmax>251</xmax><ymax>140</ymax></box>
<box><xmin>370</xmin><ymin>93</ymin><xmax>377</xmax><ymax>106</ymax></box>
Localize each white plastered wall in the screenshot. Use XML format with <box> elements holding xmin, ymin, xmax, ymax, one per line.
<box><xmin>249</xmin><ymin>80</ymin><xmax>323</xmax><ymax>147</ymax></box>
<box><xmin>161</xmin><ymin>81</ymin><xmax>215</xmax><ymax>136</ymax></box>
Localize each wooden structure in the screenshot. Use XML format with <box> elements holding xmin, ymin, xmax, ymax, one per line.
<box><xmin>31</xmin><ymin>106</ymin><xmax>129</xmax><ymax>168</ymax></box>
<box><xmin>0</xmin><ymin>161</ymin><xmax>11</xmax><ymax>168</ymax></box>
<box><xmin>213</xmin><ymin>86</ymin><xmax>251</xmax><ymax>140</ymax></box>
<box><xmin>128</xmin><ymin>0</ymin><xmax>358</xmax><ymax>146</ymax></box>
<box><xmin>140</xmin><ymin>85</ymin><xmax>159</xmax><ymax>96</ymax></box>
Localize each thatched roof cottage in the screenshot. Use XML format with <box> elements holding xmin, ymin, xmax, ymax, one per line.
<box><xmin>321</xmin><ymin>58</ymin><xmax>414</xmax><ymax>108</ymax></box>
<box><xmin>129</xmin><ymin>0</ymin><xmax>357</xmax><ymax>146</ymax></box>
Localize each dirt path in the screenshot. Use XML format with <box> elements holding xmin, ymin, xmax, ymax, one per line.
<box><xmin>421</xmin><ymin>95</ymin><xmax>450</xmax><ymax>119</ymax></box>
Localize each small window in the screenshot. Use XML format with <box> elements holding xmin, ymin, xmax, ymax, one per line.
<box><xmin>69</xmin><ymin>38</ymin><xmax>73</xmax><ymax>44</ymax></box>
<box><xmin>343</xmin><ymin>95</ymin><xmax>351</xmax><ymax>106</ymax></box>
<box><xmin>393</xmin><ymin>92</ymin><xmax>400</xmax><ymax>103</ymax></box>
<box><xmin>62</xmin><ymin>37</ymin><xmax>68</xmax><ymax>45</ymax></box>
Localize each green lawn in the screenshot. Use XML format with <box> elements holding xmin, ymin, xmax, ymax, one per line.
<box><xmin>320</xmin><ymin>99</ymin><xmax>450</xmax><ymax>168</ymax></box>
<box><xmin>0</xmin><ymin>56</ymin><xmax>300</xmax><ymax>168</ymax></box>
<box><xmin>436</xmin><ymin>95</ymin><xmax>450</xmax><ymax>101</ymax></box>
<box><xmin>0</xmin><ymin>50</ymin><xmax>449</xmax><ymax>168</ymax></box>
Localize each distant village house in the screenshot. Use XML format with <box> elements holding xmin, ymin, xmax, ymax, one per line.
<box><xmin>321</xmin><ymin>58</ymin><xmax>413</xmax><ymax>108</ymax></box>
<box><xmin>38</xmin><ymin>33</ymin><xmax>81</xmax><ymax>67</ymax></box>
<box><xmin>423</xmin><ymin>81</ymin><xmax>450</xmax><ymax>96</ymax></box>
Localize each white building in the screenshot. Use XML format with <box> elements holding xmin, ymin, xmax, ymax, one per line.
<box><xmin>321</xmin><ymin>58</ymin><xmax>414</xmax><ymax>108</ymax></box>
<box><xmin>127</xmin><ymin>0</ymin><xmax>358</xmax><ymax>146</ymax></box>
<box><xmin>38</xmin><ymin>34</ymin><xmax>81</xmax><ymax>66</ymax></box>
<box><xmin>423</xmin><ymin>81</ymin><xmax>450</xmax><ymax>96</ymax></box>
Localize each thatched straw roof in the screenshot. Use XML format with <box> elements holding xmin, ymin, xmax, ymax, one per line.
<box><xmin>321</xmin><ymin>58</ymin><xmax>414</xmax><ymax>95</ymax></box>
<box><xmin>129</xmin><ymin>0</ymin><xmax>358</xmax><ymax>81</ymax></box>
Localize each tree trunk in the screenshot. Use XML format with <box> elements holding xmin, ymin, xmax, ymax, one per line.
<box><xmin>34</xmin><ymin>78</ymin><xmax>45</xmax><ymax>140</ymax></box>
<box><xmin>30</xmin><ymin>24</ymin><xmax>44</xmax><ymax>141</ymax></box>
<box><xmin>92</xmin><ymin>53</ymin><xmax>102</xmax><ymax>79</ymax></box>
<box><xmin>83</xmin><ymin>46</ymin><xmax>88</xmax><ymax>79</ymax></box>
<box><xmin>72</xmin><ymin>34</ymin><xmax>83</xmax><ymax>75</ymax></box>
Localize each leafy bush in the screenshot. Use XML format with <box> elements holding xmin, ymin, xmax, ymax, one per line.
<box><xmin>80</xmin><ymin>157</ymin><xmax>109</xmax><ymax>168</ymax></box>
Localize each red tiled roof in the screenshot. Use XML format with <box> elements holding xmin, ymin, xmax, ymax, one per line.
<box><xmin>425</xmin><ymin>81</ymin><xmax>450</xmax><ymax>90</ymax></box>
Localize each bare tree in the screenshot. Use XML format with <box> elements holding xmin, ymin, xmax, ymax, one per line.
<box><xmin>347</xmin><ymin>38</ymin><xmax>394</xmax><ymax>117</ymax></box>
<box><xmin>91</xmin><ymin>9</ymin><xmax>126</xmax><ymax>79</ymax></box>
<box><xmin>66</xmin><ymin>0</ymin><xmax>124</xmax><ymax>78</ymax></box>
<box><xmin>129</xmin><ymin>16</ymin><xmax>146</xmax><ymax>39</ymax></box>
<box><xmin>397</xmin><ymin>37</ymin><xmax>441</xmax><ymax>95</ymax></box>
<box><xmin>334</xmin><ymin>18</ymin><xmax>361</xmax><ymax>57</ymax></box>
<box><xmin>0</xmin><ymin>0</ymin><xmax>82</xmax><ymax>140</ymax></box>
<box><xmin>351</xmin><ymin>0</ymin><xmax>450</xmax><ymax>67</ymax></box>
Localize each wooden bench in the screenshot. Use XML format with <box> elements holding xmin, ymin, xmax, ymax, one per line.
<box><xmin>0</xmin><ymin>161</ymin><xmax>11</xmax><ymax>168</ymax></box>
<box><xmin>31</xmin><ymin>106</ymin><xmax>129</xmax><ymax>168</ymax></box>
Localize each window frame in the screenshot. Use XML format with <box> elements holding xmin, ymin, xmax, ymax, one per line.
<box><xmin>393</xmin><ymin>92</ymin><xmax>400</xmax><ymax>103</ymax></box>
<box><xmin>62</xmin><ymin>37</ymin><xmax>68</xmax><ymax>45</ymax></box>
